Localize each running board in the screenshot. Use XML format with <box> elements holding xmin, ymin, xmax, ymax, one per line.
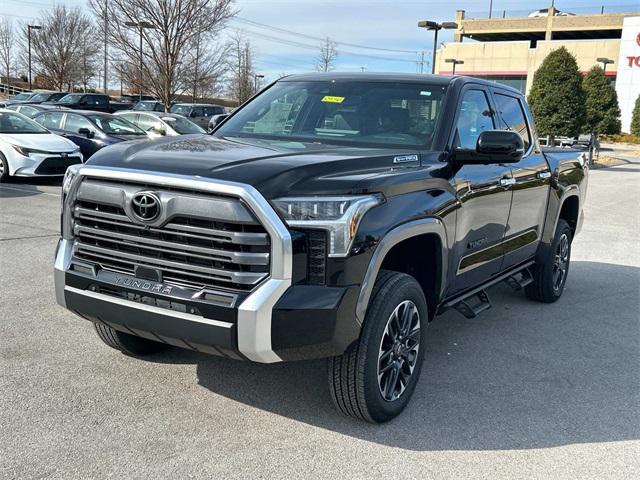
<box><xmin>504</xmin><ymin>268</ymin><xmax>534</xmax><ymax>291</ymax></box>
<box><xmin>441</xmin><ymin>261</ymin><xmax>535</xmax><ymax>319</ymax></box>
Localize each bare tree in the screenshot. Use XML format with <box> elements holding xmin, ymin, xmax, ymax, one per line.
<box><xmin>316</xmin><ymin>37</ymin><xmax>337</xmax><ymax>72</ymax></box>
<box><xmin>227</xmin><ymin>32</ymin><xmax>256</xmax><ymax>104</ymax></box>
<box><xmin>0</xmin><ymin>17</ymin><xmax>15</xmax><ymax>89</ymax></box>
<box><xmin>28</xmin><ymin>6</ymin><xmax>98</xmax><ymax>90</ymax></box>
<box><xmin>182</xmin><ymin>34</ymin><xmax>229</xmax><ymax>101</ymax></box>
<box><xmin>89</xmin><ymin>0</ymin><xmax>235</xmax><ymax>109</ymax></box>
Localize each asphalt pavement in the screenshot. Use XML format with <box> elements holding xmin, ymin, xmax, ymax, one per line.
<box><xmin>1</xmin><ymin>164</ymin><xmax>638</xmax><ymax>479</ymax></box>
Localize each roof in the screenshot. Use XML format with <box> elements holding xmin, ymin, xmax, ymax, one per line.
<box><xmin>173</xmin><ymin>103</ymin><xmax>223</xmax><ymax>107</ymax></box>
<box><xmin>280</xmin><ymin>72</ymin><xmax>454</xmax><ymax>85</ymax></box>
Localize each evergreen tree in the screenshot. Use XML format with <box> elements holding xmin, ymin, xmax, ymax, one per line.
<box><xmin>528</xmin><ymin>47</ymin><xmax>586</xmax><ymax>140</ymax></box>
<box><xmin>582</xmin><ymin>65</ymin><xmax>621</xmax><ymax>134</ymax></box>
<box><xmin>631</xmin><ymin>95</ymin><xmax>640</xmax><ymax>136</ymax></box>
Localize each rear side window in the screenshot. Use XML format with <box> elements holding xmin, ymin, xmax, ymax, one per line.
<box><xmin>36</xmin><ymin>112</ymin><xmax>65</xmax><ymax>129</ymax></box>
<box><xmin>494</xmin><ymin>93</ymin><xmax>531</xmax><ymax>151</ymax></box>
<box><xmin>454</xmin><ymin>89</ymin><xmax>495</xmax><ymax>149</ymax></box>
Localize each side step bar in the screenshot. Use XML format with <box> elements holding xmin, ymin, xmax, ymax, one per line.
<box><xmin>441</xmin><ymin>261</ymin><xmax>535</xmax><ymax>319</ymax></box>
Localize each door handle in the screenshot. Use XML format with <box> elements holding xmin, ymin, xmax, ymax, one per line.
<box><xmin>499</xmin><ymin>177</ymin><xmax>516</xmax><ymax>187</ymax></box>
<box><xmin>537</xmin><ymin>171</ymin><xmax>551</xmax><ymax>179</ymax></box>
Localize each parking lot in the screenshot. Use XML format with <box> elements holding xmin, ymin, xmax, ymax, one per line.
<box><xmin>1</xmin><ymin>163</ymin><xmax>638</xmax><ymax>479</ymax></box>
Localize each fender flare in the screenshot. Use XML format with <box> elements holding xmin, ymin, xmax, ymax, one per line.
<box><xmin>355</xmin><ymin>217</ymin><xmax>448</xmax><ymax>324</ymax></box>
<box><xmin>553</xmin><ymin>187</ymin><xmax>581</xmax><ymax>233</ymax></box>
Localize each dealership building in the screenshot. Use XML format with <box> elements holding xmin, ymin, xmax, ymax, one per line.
<box><xmin>435</xmin><ymin>7</ymin><xmax>640</xmax><ymax>132</ymax></box>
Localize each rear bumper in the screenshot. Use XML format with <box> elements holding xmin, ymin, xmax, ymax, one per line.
<box><xmin>55</xmin><ymin>238</ymin><xmax>360</xmax><ymax>362</ymax></box>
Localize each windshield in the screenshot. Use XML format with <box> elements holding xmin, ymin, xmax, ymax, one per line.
<box><xmin>88</xmin><ymin>114</ymin><xmax>146</xmax><ymax>135</ymax></box>
<box><xmin>215</xmin><ymin>81</ymin><xmax>447</xmax><ymax>149</ymax></box>
<box><xmin>58</xmin><ymin>94</ymin><xmax>84</xmax><ymax>104</ymax></box>
<box><xmin>162</xmin><ymin>116</ymin><xmax>204</xmax><ymax>134</ymax></box>
<box><xmin>133</xmin><ymin>102</ymin><xmax>160</xmax><ymax>111</ymax></box>
<box><xmin>12</xmin><ymin>93</ymin><xmax>33</xmax><ymax>101</ymax></box>
<box><xmin>170</xmin><ymin>104</ymin><xmax>192</xmax><ymax>115</ymax></box>
<box><xmin>0</xmin><ymin>111</ymin><xmax>49</xmax><ymax>134</ymax></box>
<box><xmin>30</xmin><ymin>93</ymin><xmax>53</xmax><ymax>102</ymax></box>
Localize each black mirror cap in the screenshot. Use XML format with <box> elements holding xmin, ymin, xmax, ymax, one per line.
<box><xmin>78</xmin><ymin>127</ymin><xmax>94</xmax><ymax>138</ymax></box>
<box><xmin>453</xmin><ymin>130</ymin><xmax>524</xmax><ymax>165</ymax></box>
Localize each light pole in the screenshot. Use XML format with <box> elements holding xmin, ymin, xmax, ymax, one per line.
<box><xmin>254</xmin><ymin>74</ymin><xmax>264</xmax><ymax>93</ymax></box>
<box><xmin>417</xmin><ymin>21</ymin><xmax>458</xmax><ymax>74</ymax></box>
<box><xmin>125</xmin><ymin>20</ymin><xmax>154</xmax><ymax>101</ymax></box>
<box><xmin>27</xmin><ymin>24</ymin><xmax>42</xmax><ymax>90</ymax></box>
<box><xmin>445</xmin><ymin>58</ymin><xmax>464</xmax><ymax>75</ymax></box>
<box><xmin>596</xmin><ymin>57</ymin><xmax>614</xmax><ymax>75</ymax></box>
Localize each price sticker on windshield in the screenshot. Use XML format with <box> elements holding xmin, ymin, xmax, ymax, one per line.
<box><xmin>321</xmin><ymin>96</ymin><xmax>345</xmax><ymax>103</ymax></box>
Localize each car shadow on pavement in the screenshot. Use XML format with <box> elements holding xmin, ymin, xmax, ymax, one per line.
<box><xmin>0</xmin><ymin>177</ymin><xmax>62</xmax><ymax>198</ymax></box>
<box><xmin>151</xmin><ymin>260</ymin><xmax>640</xmax><ymax>451</ymax></box>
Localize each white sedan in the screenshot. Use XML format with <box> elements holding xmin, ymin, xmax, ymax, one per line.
<box><xmin>0</xmin><ymin>109</ymin><xmax>82</xmax><ymax>182</ymax></box>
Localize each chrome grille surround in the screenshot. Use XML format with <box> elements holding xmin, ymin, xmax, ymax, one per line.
<box><xmin>71</xmin><ymin>178</ymin><xmax>271</xmax><ymax>291</ymax></box>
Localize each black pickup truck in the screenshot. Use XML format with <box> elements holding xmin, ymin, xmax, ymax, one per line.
<box><xmin>45</xmin><ymin>93</ymin><xmax>131</xmax><ymax>113</ymax></box>
<box><xmin>54</xmin><ymin>73</ymin><xmax>588</xmax><ymax>423</ymax></box>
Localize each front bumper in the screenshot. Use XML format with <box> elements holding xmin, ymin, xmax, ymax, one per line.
<box><xmin>12</xmin><ymin>152</ymin><xmax>82</xmax><ymax>176</ymax></box>
<box><xmin>55</xmin><ymin>241</ymin><xmax>360</xmax><ymax>363</ymax></box>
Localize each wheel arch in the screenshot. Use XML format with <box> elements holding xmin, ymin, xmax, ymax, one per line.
<box><xmin>557</xmin><ymin>193</ymin><xmax>580</xmax><ymax>237</ymax></box>
<box><xmin>355</xmin><ymin>218</ymin><xmax>448</xmax><ymax>324</ymax></box>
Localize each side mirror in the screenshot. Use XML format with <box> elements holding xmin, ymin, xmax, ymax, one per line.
<box><xmin>147</xmin><ymin>126</ymin><xmax>166</xmax><ymax>137</ymax></box>
<box><xmin>452</xmin><ymin>130</ymin><xmax>524</xmax><ymax>164</ymax></box>
<box><xmin>211</xmin><ymin>114</ymin><xmax>228</xmax><ymax>128</ymax></box>
<box><xmin>78</xmin><ymin>127</ymin><xmax>94</xmax><ymax>139</ymax></box>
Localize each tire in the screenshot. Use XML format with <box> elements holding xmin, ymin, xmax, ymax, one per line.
<box><xmin>94</xmin><ymin>323</ymin><xmax>168</xmax><ymax>356</ymax></box>
<box><xmin>525</xmin><ymin>219</ymin><xmax>572</xmax><ymax>303</ymax></box>
<box><xmin>328</xmin><ymin>270</ymin><xmax>428</xmax><ymax>423</ymax></box>
<box><xmin>0</xmin><ymin>153</ymin><xmax>9</xmax><ymax>183</ymax></box>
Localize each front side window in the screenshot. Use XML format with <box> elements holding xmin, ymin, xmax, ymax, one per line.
<box><xmin>216</xmin><ymin>81</ymin><xmax>448</xmax><ymax>149</ymax></box>
<box><xmin>454</xmin><ymin>89</ymin><xmax>495</xmax><ymax>149</ymax></box>
<box><xmin>494</xmin><ymin>93</ymin><xmax>532</xmax><ymax>151</ymax></box>
<box><xmin>64</xmin><ymin>114</ymin><xmax>94</xmax><ymax>133</ymax></box>
<box><xmin>0</xmin><ymin>111</ymin><xmax>49</xmax><ymax>134</ymax></box>
<box><xmin>170</xmin><ymin>104</ymin><xmax>191</xmax><ymax>115</ymax></box>
<box><xmin>88</xmin><ymin>115</ymin><xmax>146</xmax><ymax>135</ymax></box>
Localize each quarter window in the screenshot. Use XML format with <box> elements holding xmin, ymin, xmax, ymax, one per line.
<box><xmin>494</xmin><ymin>93</ymin><xmax>531</xmax><ymax>151</ymax></box>
<box><xmin>454</xmin><ymin>90</ymin><xmax>495</xmax><ymax>149</ymax></box>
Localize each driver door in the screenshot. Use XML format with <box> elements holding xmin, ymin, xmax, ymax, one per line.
<box><xmin>449</xmin><ymin>87</ymin><xmax>514</xmax><ymax>294</ymax></box>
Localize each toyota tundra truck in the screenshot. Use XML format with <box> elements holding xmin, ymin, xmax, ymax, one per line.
<box><xmin>54</xmin><ymin>73</ymin><xmax>587</xmax><ymax>423</ymax></box>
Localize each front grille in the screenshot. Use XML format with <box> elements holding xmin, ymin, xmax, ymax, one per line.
<box><xmin>34</xmin><ymin>156</ymin><xmax>82</xmax><ymax>175</ymax></box>
<box><xmin>71</xmin><ymin>184</ymin><xmax>271</xmax><ymax>291</ymax></box>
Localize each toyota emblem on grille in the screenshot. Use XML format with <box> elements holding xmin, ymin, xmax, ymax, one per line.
<box><xmin>131</xmin><ymin>192</ymin><xmax>161</xmax><ymax>222</ymax></box>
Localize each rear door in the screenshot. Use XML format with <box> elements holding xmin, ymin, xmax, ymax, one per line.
<box><xmin>490</xmin><ymin>89</ymin><xmax>550</xmax><ymax>270</ymax></box>
<box><xmin>450</xmin><ymin>86</ymin><xmax>514</xmax><ymax>294</ymax></box>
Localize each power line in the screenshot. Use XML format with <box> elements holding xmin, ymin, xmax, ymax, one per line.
<box><xmin>232</xmin><ymin>16</ymin><xmax>420</xmax><ymax>54</ymax></box>
<box><xmin>234</xmin><ymin>28</ymin><xmax>419</xmax><ymax>63</ymax></box>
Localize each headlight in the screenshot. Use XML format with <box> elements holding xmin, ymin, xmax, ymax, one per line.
<box><xmin>272</xmin><ymin>195</ymin><xmax>383</xmax><ymax>257</ymax></box>
<box><xmin>62</xmin><ymin>164</ymin><xmax>81</xmax><ymax>196</ymax></box>
<box><xmin>11</xmin><ymin>144</ymin><xmax>47</xmax><ymax>157</ymax></box>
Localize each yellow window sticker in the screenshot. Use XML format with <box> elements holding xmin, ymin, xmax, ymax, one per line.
<box><xmin>321</xmin><ymin>95</ymin><xmax>345</xmax><ymax>103</ymax></box>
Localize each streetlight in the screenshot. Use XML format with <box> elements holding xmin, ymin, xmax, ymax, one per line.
<box><xmin>417</xmin><ymin>20</ymin><xmax>458</xmax><ymax>74</ymax></box>
<box><xmin>27</xmin><ymin>24</ymin><xmax>42</xmax><ymax>90</ymax></box>
<box><xmin>125</xmin><ymin>20</ymin><xmax>155</xmax><ymax>101</ymax></box>
<box><xmin>254</xmin><ymin>74</ymin><xmax>264</xmax><ymax>92</ymax></box>
<box><xmin>445</xmin><ymin>58</ymin><xmax>464</xmax><ymax>75</ymax></box>
<box><xmin>596</xmin><ymin>57</ymin><xmax>614</xmax><ymax>75</ymax></box>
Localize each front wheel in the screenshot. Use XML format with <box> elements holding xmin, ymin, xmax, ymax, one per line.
<box><xmin>0</xmin><ymin>153</ymin><xmax>10</xmax><ymax>182</ymax></box>
<box><xmin>328</xmin><ymin>270</ymin><xmax>428</xmax><ymax>423</ymax></box>
<box><xmin>525</xmin><ymin>219</ymin><xmax>572</xmax><ymax>303</ymax></box>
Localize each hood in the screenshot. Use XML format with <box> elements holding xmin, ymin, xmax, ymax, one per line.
<box><xmin>1</xmin><ymin>133</ymin><xmax>78</xmax><ymax>152</ymax></box>
<box><xmin>86</xmin><ymin>134</ymin><xmax>448</xmax><ymax>198</ymax></box>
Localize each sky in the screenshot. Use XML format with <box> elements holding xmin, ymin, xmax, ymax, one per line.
<box><xmin>1</xmin><ymin>0</ymin><xmax>638</xmax><ymax>84</ymax></box>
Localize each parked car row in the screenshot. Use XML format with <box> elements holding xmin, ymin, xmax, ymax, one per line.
<box><xmin>0</xmin><ymin>103</ymin><xmax>206</xmax><ymax>182</ymax></box>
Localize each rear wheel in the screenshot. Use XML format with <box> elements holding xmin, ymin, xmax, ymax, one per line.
<box><xmin>94</xmin><ymin>323</ymin><xmax>168</xmax><ymax>356</ymax></box>
<box><xmin>0</xmin><ymin>153</ymin><xmax>10</xmax><ymax>182</ymax></box>
<box><xmin>525</xmin><ymin>219</ymin><xmax>572</xmax><ymax>303</ymax></box>
<box><xmin>328</xmin><ymin>270</ymin><xmax>428</xmax><ymax>423</ymax></box>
